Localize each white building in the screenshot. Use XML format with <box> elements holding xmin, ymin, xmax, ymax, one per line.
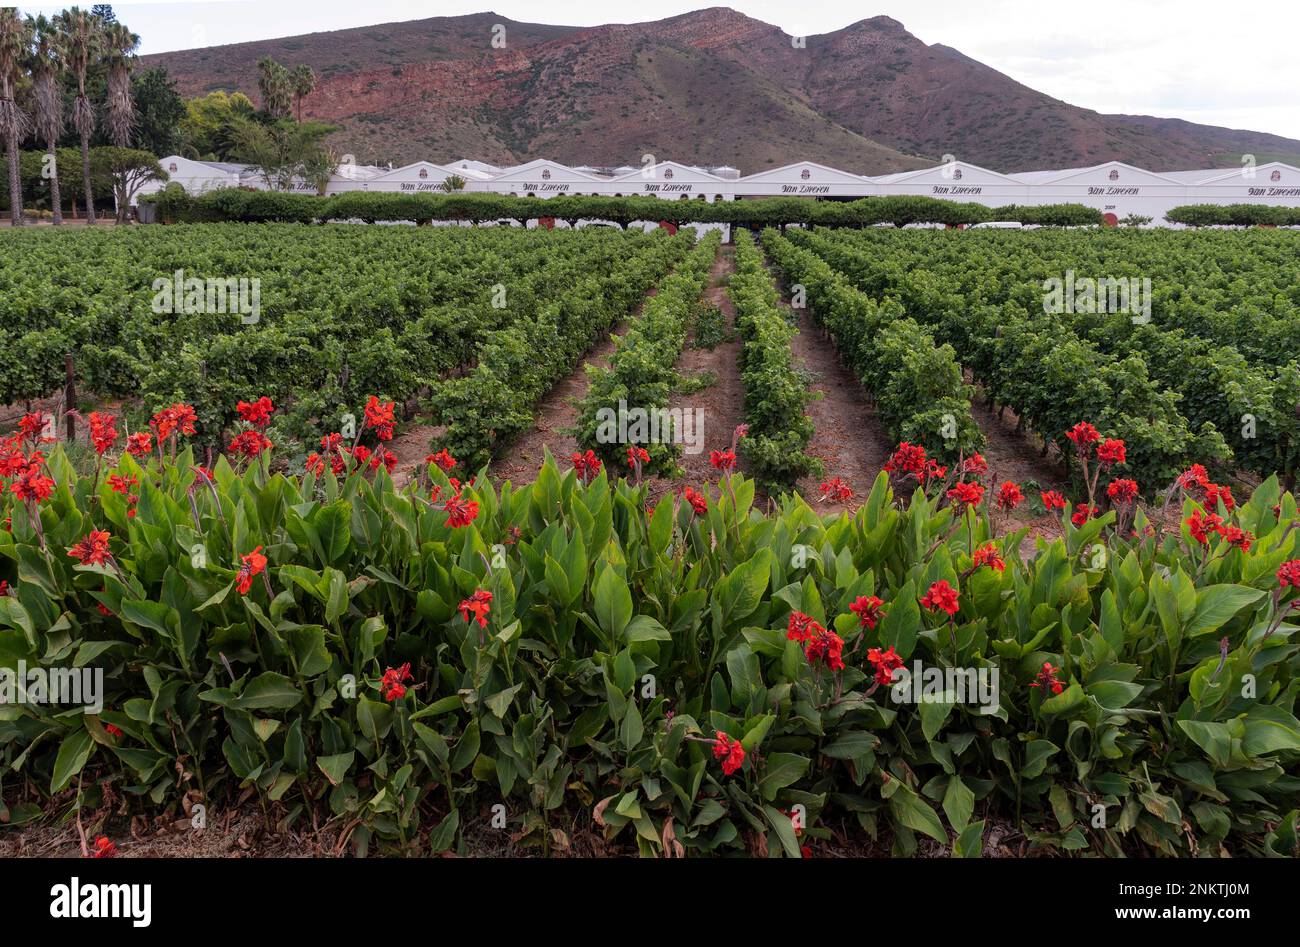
<box><xmin>137</xmin><ymin>152</ymin><xmax>1300</xmax><ymax>226</ymax></box>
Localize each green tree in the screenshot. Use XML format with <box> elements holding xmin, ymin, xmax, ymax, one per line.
<box><xmin>290</xmin><ymin>63</ymin><xmax>316</xmax><ymax>122</ymax></box>
<box><xmin>233</xmin><ymin>118</ymin><xmax>337</xmax><ymax>190</ymax></box>
<box><xmin>25</xmin><ymin>14</ymin><xmax>65</xmax><ymax>224</ymax></box>
<box><xmin>130</xmin><ymin>67</ymin><xmax>184</xmax><ymax>157</ymax></box>
<box><xmin>55</xmin><ymin>6</ymin><xmax>102</xmax><ymax>223</ymax></box>
<box><xmin>179</xmin><ymin>89</ymin><xmax>256</xmax><ymax>160</ymax></box>
<box><xmin>101</xmin><ymin>19</ymin><xmax>139</xmax><ymax>147</ymax></box>
<box><xmin>256</xmin><ymin>56</ymin><xmax>291</xmax><ymax>119</ymax></box>
<box><xmin>0</xmin><ymin>8</ymin><xmax>32</xmax><ymax>226</ymax></box>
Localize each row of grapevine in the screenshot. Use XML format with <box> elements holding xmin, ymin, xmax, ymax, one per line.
<box><xmin>795</xmin><ymin>228</ymin><xmax>1300</xmax><ymax>486</ymax></box>
<box><xmin>0</xmin><ymin>224</ymin><xmax>681</xmax><ymax>456</ymax></box>
<box><xmin>760</xmin><ymin>229</ymin><xmax>984</xmax><ymax>462</ymax></box>
<box><xmin>574</xmin><ymin>231</ymin><xmax>723</xmax><ymax>474</ymax></box>
<box><xmin>727</xmin><ymin>231</ymin><xmax>820</xmax><ymax>492</ymax></box>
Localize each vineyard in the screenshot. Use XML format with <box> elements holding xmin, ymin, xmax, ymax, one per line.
<box><xmin>1</xmin><ymin>222</ymin><xmax>1299</xmax><ymax>860</ymax></box>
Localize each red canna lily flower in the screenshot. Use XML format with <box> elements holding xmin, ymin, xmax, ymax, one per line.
<box><xmin>626</xmin><ymin>445</ymin><xmax>650</xmax><ymax>468</ymax></box>
<box><xmin>380</xmin><ymin>663</ymin><xmax>413</xmax><ymax>702</ymax></box>
<box><xmin>236</xmin><ymin>396</ymin><xmax>275</xmax><ymax>429</ymax></box>
<box><xmin>712</xmin><ymin>732</ymin><xmax>745</xmax><ymax>775</ymax></box>
<box><xmin>68</xmin><ymin>530</ymin><xmax>112</xmax><ymax>567</ymax></box>
<box><xmin>87</xmin><ymin>412</ymin><xmax>119</xmax><ymax>455</ymax></box>
<box><xmin>683</xmin><ymin>486</ymin><xmax>708</xmax><ymax>516</ymax></box>
<box><xmin>1041</xmin><ymin>490</ymin><xmax>1067</xmax><ymax>512</ymax></box>
<box><xmin>1096</xmin><ymin>438</ymin><xmax>1126</xmax><ymax>467</ymax></box>
<box><xmin>125</xmin><ymin>432</ymin><xmax>152</xmax><ymax>458</ymax></box>
<box><xmin>228</xmin><ymin>430</ymin><xmax>273</xmax><ymax>458</ymax></box>
<box><xmin>1030</xmin><ymin>662</ymin><xmax>1064</xmax><ymax>695</ymax></box>
<box><xmin>17</xmin><ymin>413</ymin><xmax>47</xmax><ymax>442</ymax></box>
<box><xmin>1065</xmin><ymin>422</ymin><xmax>1101</xmax><ymax>453</ymax></box>
<box><xmin>1278</xmin><ymin>561</ymin><xmax>1300</xmax><ymax>588</ymax></box>
<box><xmin>1219</xmin><ymin>525</ymin><xmax>1253</xmax><ymax>552</ymax></box>
<box><xmin>442</xmin><ymin>492</ymin><xmax>480</xmax><ymax>528</ymax></box>
<box><xmin>867</xmin><ymin>645</ymin><xmax>905</xmax><ymax>687</ymax></box>
<box><xmin>235</xmin><ymin>546</ymin><xmax>267</xmax><ymax>595</ymax></box>
<box><xmin>804</xmin><ymin>626</ymin><xmax>845</xmax><ymax>672</ymax></box>
<box><xmin>89</xmin><ymin>836</ymin><xmax>117</xmax><ymax>858</ymax></box>
<box><xmin>996</xmin><ymin>481</ymin><xmax>1024</xmax><ymax>511</ymax></box>
<box><xmin>1203</xmin><ymin>482</ymin><xmax>1235</xmax><ymax>511</ymax></box>
<box><xmin>458</xmin><ymin>589</ymin><xmax>493</xmax><ymax>628</ymax></box>
<box><xmin>105</xmin><ymin>723</ymin><xmax>123</xmax><ymax>738</ymax></box>
<box><xmin>819</xmin><ymin>477</ymin><xmax>853</xmax><ymax>502</ymax></box>
<box><xmin>1186</xmin><ymin>507</ymin><xmax>1224</xmax><ymax>545</ymax></box>
<box><xmin>972</xmin><ymin>543</ymin><xmax>1006</xmax><ymax>572</ymax></box>
<box><xmin>9</xmin><ymin>465</ymin><xmax>55</xmax><ymax>503</ymax></box>
<box><xmin>1071</xmin><ymin>503</ymin><xmax>1099</xmax><ymax>527</ymax></box>
<box><xmin>1106</xmin><ymin>478</ymin><xmax>1139</xmax><ymax>505</ymax></box>
<box><xmin>961</xmin><ymin>453</ymin><xmax>988</xmax><ymax>477</ymax></box>
<box><xmin>710</xmin><ymin>449</ymin><xmax>736</xmax><ymax>473</ymax></box>
<box><xmin>571</xmin><ymin>450</ymin><xmax>602</xmax><ymax>484</ymax></box>
<box><xmin>947</xmin><ymin>481</ymin><xmax>985</xmax><ymax>510</ymax></box>
<box><xmin>884</xmin><ymin>442</ymin><xmax>928</xmax><ymax>478</ymax></box>
<box><xmin>920</xmin><ymin>580</ymin><xmax>960</xmax><ymax>617</ymax></box>
<box><xmin>364</xmin><ymin>396</ymin><xmax>396</xmax><ymax>441</ymax></box>
<box><xmin>786</xmin><ymin>611</ymin><xmax>819</xmax><ymax>643</ymax></box>
<box><xmin>427</xmin><ymin>449</ymin><xmax>457</xmax><ymax>472</ymax></box>
<box><xmin>850</xmin><ymin>595</ymin><xmax>885</xmax><ymax>629</ymax></box>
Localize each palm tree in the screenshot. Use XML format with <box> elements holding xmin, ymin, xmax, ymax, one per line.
<box><xmin>102</xmin><ymin>21</ymin><xmax>140</xmax><ymax>148</ymax></box>
<box><xmin>290</xmin><ymin>64</ymin><xmax>315</xmax><ymax>122</ymax></box>
<box><xmin>27</xmin><ymin>15</ymin><xmax>65</xmax><ymax>225</ymax></box>
<box><xmin>256</xmin><ymin>57</ymin><xmax>291</xmax><ymax>119</ymax></box>
<box><xmin>56</xmin><ymin>7</ymin><xmax>101</xmax><ymax>224</ymax></box>
<box><xmin>0</xmin><ymin>9</ymin><xmax>32</xmax><ymax>227</ymax></box>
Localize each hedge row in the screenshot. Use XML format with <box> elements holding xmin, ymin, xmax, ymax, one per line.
<box><xmin>1165</xmin><ymin>204</ymin><xmax>1300</xmax><ymax>227</ymax></box>
<box><xmin>141</xmin><ymin>185</ymin><xmax>1104</xmax><ymax>229</ymax></box>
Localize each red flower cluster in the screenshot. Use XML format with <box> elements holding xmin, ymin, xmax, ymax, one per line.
<box><xmin>626</xmin><ymin>445</ymin><xmax>650</xmax><ymax>469</ymax></box>
<box><xmin>1096</xmin><ymin>438</ymin><xmax>1126</xmax><ymax>468</ymax></box>
<box><xmin>88</xmin><ymin>412</ymin><xmax>119</xmax><ymax>456</ymax></box>
<box><xmin>1071</xmin><ymin>503</ymin><xmax>1098</xmax><ymax>526</ymax></box>
<box><xmin>961</xmin><ymin>453</ymin><xmax>988</xmax><ymax>476</ymax></box>
<box><xmin>236</xmin><ymin>396</ymin><xmax>275</xmax><ymax>429</ymax></box>
<box><xmin>712</xmin><ymin>732</ymin><xmax>745</xmax><ymax>775</ymax></box>
<box><xmin>89</xmin><ymin>836</ymin><xmax>117</xmax><ymax>858</ymax></box>
<box><xmin>235</xmin><ymin>546</ymin><xmax>267</xmax><ymax>595</ymax></box>
<box><xmin>867</xmin><ymin>645</ymin><xmax>905</xmax><ymax>687</ymax></box>
<box><xmin>996</xmin><ymin>481</ymin><xmax>1024</xmax><ymax>511</ymax></box>
<box><xmin>1030</xmin><ymin>661</ymin><xmax>1064</xmax><ymax>695</ymax></box>
<box><xmin>786</xmin><ymin>611</ymin><xmax>819</xmax><ymax>643</ymax></box>
<box><xmin>228</xmin><ymin>429</ymin><xmax>273</xmax><ymax>458</ymax></box>
<box><xmin>17</xmin><ymin>412</ymin><xmax>48</xmax><ymax>444</ymax></box>
<box><xmin>683</xmin><ymin>486</ymin><xmax>708</xmax><ymax>516</ymax></box>
<box><xmin>126</xmin><ymin>432</ymin><xmax>152</xmax><ymax>458</ymax></box>
<box><xmin>364</xmin><ymin>396</ymin><xmax>396</xmax><ymax>441</ymax></box>
<box><xmin>441</xmin><ymin>488</ymin><xmax>480</xmax><ymax>528</ymax></box>
<box><xmin>381</xmin><ymin>663</ymin><xmax>413</xmax><ymax>702</ymax></box>
<box><xmin>572</xmin><ymin>450</ymin><xmax>602</xmax><ymax>484</ymax></box>
<box><xmin>427</xmin><ymin>449</ymin><xmax>457</xmax><ymax>472</ymax></box>
<box><xmin>920</xmin><ymin>580</ymin><xmax>960</xmax><ymax>617</ymax></box>
<box><xmin>1106</xmin><ymin>478</ymin><xmax>1139</xmax><ymax>505</ymax></box>
<box><xmin>2</xmin><ymin>438</ymin><xmax>54</xmax><ymax>504</ymax></box>
<box><xmin>68</xmin><ymin>530</ymin><xmax>112</xmax><ymax>567</ymax></box>
<box><xmin>351</xmin><ymin>444</ymin><xmax>397</xmax><ymax>474</ymax></box>
<box><xmin>819</xmin><ymin>477</ymin><xmax>853</xmax><ymax>503</ymax></box>
<box><xmin>1176</xmin><ymin>464</ymin><xmax>1235</xmax><ymax>511</ymax></box>
<box><xmin>458</xmin><ymin>589</ymin><xmax>493</xmax><ymax>628</ymax></box>
<box><xmin>885</xmin><ymin>442</ymin><xmax>928</xmax><ymax>477</ymax></box>
<box><xmin>972</xmin><ymin>543</ymin><xmax>1006</xmax><ymax>572</ymax></box>
<box><xmin>850</xmin><ymin>595</ymin><xmax>885</xmax><ymax>629</ymax></box>
<box><xmin>803</xmin><ymin>624</ymin><xmax>845</xmax><ymax>672</ymax></box>
<box><xmin>151</xmin><ymin>403</ymin><xmax>197</xmax><ymax>442</ymax></box>
<box><xmin>1065</xmin><ymin>422</ymin><xmax>1101</xmax><ymax>453</ymax></box>
<box><xmin>947</xmin><ymin>481</ymin><xmax>984</xmax><ymax>510</ymax></box>
<box><xmin>1041</xmin><ymin>490</ymin><xmax>1067</xmax><ymax>512</ymax></box>
<box><xmin>1185</xmin><ymin>507</ymin><xmax>1253</xmax><ymax>550</ymax></box>
<box><xmin>1278</xmin><ymin>561</ymin><xmax>1300</xmax><ymax>588</ymax></box>
<box><xmin>710</xmin><ymin>449</ymin><xmax>736</xmax><ymax>473</ymax></box>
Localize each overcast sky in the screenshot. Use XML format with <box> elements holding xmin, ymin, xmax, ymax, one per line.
<box><xmin>25</xmin><ymin>0</ymin><xmax>1300</xmax><ymax>141</ymax></box>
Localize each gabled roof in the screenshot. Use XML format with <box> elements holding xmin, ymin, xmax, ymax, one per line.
<box><xmin>738</xmin><ymin>160</ymin><xmax>871</xmax><ymax>184</ymax></box>
<box><xmin>491</xmin><ymin>158</ymin><xmax>606</xmax><ymax>183</ymax></box>
<box><xmin>364</xmin><ymin>160</ymin><xmax>463</xmax><ymax>183</ymax></box>
<box><xmin>609</xmin><ymin>160</ymin><xmax>727</xmax><ymax>183</ymax></box>
<box><xmin>1194</xmin><ymin>162</ymin><xmax>1300</xmax><ymax>186</ymax></box>
<box><xmin>1020</xmin><ymin>161</ymin><xmax>1185</xmax><ymax>186</ymax></box>
<box><xmin>868</xmin><ymin>161</ymin><xmax>1021</xmax><ymax>186</ymax></box>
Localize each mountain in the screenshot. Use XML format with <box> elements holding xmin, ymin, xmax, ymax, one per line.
<box><xmin>143</xmin><ymin>8</ymin><xmax>1300</xmax><ymax>174</ymax></box>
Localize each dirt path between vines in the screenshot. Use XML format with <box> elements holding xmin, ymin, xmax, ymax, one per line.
<box><xmin>781</xmin><ymin>292</ymin><xmax>895</xmax><ymax>515</ymax></box>
<box><xmin>642</xmin><ymin>244</ymin><xmax>747</xmax><ymax>508</ymax></box>
<box><xmin>966</xmin><ymin>384</ymin><xmax>1071</xmax><ymax>550</ymax></box>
